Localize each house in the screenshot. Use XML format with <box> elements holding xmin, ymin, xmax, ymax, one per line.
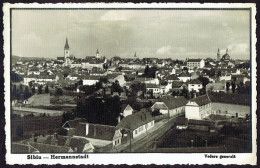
<box><xmin>178</xmin><ymin>73</ymin><xmax>191</xmax><ymax>82</ymax></box>
<box><xmin>146</xmin><ymin>83</ymin><xmax>162</xmax><ymax>97</ymax></box>
<box><xmin>116</xmin><ymin>111</ymin><xmax>154</xmax><ymax>139</ymax></box>
<box><xmin>188</xmin><ymin>79</ymin><xmax>203</xmax><ymax>92</ymax></box>
<box><xmin>24</xmin><ymin>74</ymin><xmax>37</xmax><ymax>85</ymax></box>
<box><xmin>208</xmin><ymin>92</ymin><xmax>250</xmax><ymax>118</ymax></box>
<box><xmin>151</xmin><ymin>96</ymin><xmax>188</xmax><ymax>117</ymax></box>
<box><xmin>82</xmin><ymin>76</ymin><xmax>100</xmax><ymax>86</ymax></box>
<box><xmin>63</xmin><ymin>118</ymin><xmax>119</xmax><ymax>148</ymax></box>
<box><xmin>187</xmin><ymin>59</ymin><xmax>205</xmax><ymax>70</ymax></box>
<box><xmin>206</xmin><ymin>82</ymin><xmax>226</xmax><ymax>92</ymax></box>
<box><xmin>166</xmin><ymin>74</ymin><xmax>180</xmax><ymax>83</ymax></box>
<box><xmin>120</xmin><ymin>104</ymin><xmax>134</xmax><ymax>117</ymax></box>
<box><xmin>185</xmin><ymin>94</ymin><xmax>212</xmax><ymax>120</ymax></box>
<box><xmin>27</xmin><ymin>133</ymin><xmax>94</xmax><ymax>153</ymax></box>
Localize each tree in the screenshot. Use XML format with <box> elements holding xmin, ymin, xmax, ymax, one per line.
<box><xmin>29</xmin><ymin>81</ymin><xmax>33</xmax><ymax>88</ymax></box>
<box><xmin>182</xmin><ymin>67</ymin><xmax>188</xmax><ymax>72</ymax></box>
<box><xmin>144</xmin><ymin>65</ymin><xmax>149</xmax><ymax>76</ymax></box>
<box><xmin>209</xmin><ymin>69</ymin><xmax>216</xmax><ymax>77</ymax></box>
<box><xmin>55</xmin><ymin>88</ymin><xmax>63</xmax><ymax>96</ymax></box>
<box><xmin>24</xmin><ymin>86</ymin><xmax>30</xmax><ymax>99</ymax></box>
<box><xmin>38</xmin><ymin>85</ymin><xmax>43</xmax><ymax>94</ymax></box>
<box><xmin>32</xmin><ymin>86</ymin><xmax>36</xmax><ymax>94</ymax></box>
<box><xmin>217</xmin><ymin>70</ymin><xmax>222</xmax><ymax>77</ymax></box>
<box><xmin>226</xmin><ymin>82</ymin><xmax>230</xmax><ymax>92</ymax></box>
<box><xmin>12</xmin><ymin>84</ymin><xmax>17</xmax><ymax>99</ymax></box>
<box><xmin>19</xmin><ymin>84</ymin><xmax>23</xmax><ymax>93</ymax></box>
<box><xmin>45</xmin><ymin>85</ymin><xmax>49</xmax><ymax>93</ymax></box>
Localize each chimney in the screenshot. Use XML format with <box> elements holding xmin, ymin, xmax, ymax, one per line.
<box><xmin>117</xmin><ymin>116</ymin><xmax>121</xmax><ymax>123</ymax></box>
<box><xmin>94</xmin><ymin>124</ymin><xmax>96</xmax><ymax>137</ymax></box>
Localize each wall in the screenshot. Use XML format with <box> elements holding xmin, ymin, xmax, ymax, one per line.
<box><xmin>188</xmin><ymin>84</ymin><xmax>203</xmax><ymax>92</ymax></box>
<box><xmin>185</xmin><ymin>105</ymin><xmax>200</xmax><ymax>120</ymax></box>
<box><xmin>211</xmin><ymin>103</ymin><xmax>250</xmax><ymax>118</ymax></box>
<box><xmin>132</xmin><ymin>121</ymin><xmax>154</xmax><ymax>139</ymax></box>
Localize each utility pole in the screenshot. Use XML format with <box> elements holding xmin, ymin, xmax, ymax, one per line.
<box><xmin>129</xmin><ymin>130</ymin><xmax>132</xmax><ymax>152</ymax></box>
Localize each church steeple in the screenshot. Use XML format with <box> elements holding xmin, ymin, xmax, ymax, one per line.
<box><xmin>217</xmin><ymin>48</ymin><xmax>220</xmax><ymax>61</ymax></box>
<box><xmin>64</xmin><ymin>38</ymin><xmax>69</xmax><ymax>49</ymax></box>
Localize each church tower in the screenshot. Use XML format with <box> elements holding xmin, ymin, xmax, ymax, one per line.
<box><xmin>96</xmin><ymin>49</ymin><xmax>100</xmax><ymax>58</ymax></box>
<box><xmin>64</xmin><ymin>38</ymin><xmax>70</xmax><ymax>59</ymax></box>
<box><xmin>217</xmin><ymin>48</ymin><xmax>220</xmax><ymax>61</ymax></box>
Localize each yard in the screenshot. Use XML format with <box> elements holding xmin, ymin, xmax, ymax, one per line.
<box><xmin>156</xmin><ymin>117</ymin><xmax>252</xmax><ymax>153</ymax></box>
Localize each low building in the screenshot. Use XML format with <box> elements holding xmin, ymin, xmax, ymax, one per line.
<box><xmin>151</xmin><ymin>96</ymin><xmax>188</xmax><ymax>117</ymax></box>
<box><xmin>120</xmin><ymin>104</ymin><xmax>134</xmax><ymax>117</ymax></box>
<box><xmin>188</xmin><ymin>79</ymin><xmax>203</xmax><ymax>92</ymax></box>
<box><xmin>178</xmin><ymin>73</ymin><xmax>191</xmax><ymax>82</ymax></box>
<box><xmin>208</xmin><ymin>92</ymin><xmax>250</xmax><ymax>118</ymax></box>
<box><xmin>116</xmin><ymin>111</ymin><xmax>154</xmax><ymax>139</ymax></box>
<box><xmin>185</xmin><ymin>94</ymin><xmax>212</xmax><ymax>120</ymax></box>
<box><xmin>206</xmin><ymin>82</ymin><xmax>226</xmax><ymax>92</ymax></box>
<box><xmin>187</xmin><ymin>59</ymin><xmax>205</xmax><ymax>70</ymax></box>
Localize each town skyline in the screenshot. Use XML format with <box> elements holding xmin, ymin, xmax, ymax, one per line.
<box><xmin>12</xmin><ymin>10</ymin><xmax>250</xmax><ymax>59</ymax></box>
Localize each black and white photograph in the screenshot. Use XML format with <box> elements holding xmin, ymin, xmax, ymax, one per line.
<box><xmin>3</xmin><ymin>3</ymin><xmax>257</xmax><ymax>165</ymax></box>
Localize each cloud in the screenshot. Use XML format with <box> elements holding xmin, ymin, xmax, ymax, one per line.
<box><xmin>227</xmin><ymin>43</ymin><xmax>249</xmax><ymax>54</ymax></box>
<box><xmin>156</xmin><ymin>45</ymin><xmax>172</xmax><ymax>55</ymax></box>
<box><xmin>100</xmin><ymin>10</ymin><xmax>136</xmax><ymax>21</ymax></box>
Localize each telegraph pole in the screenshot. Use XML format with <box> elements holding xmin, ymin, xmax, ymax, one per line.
<box><xmin>129</xmin><ymin>130</ymin><xmax>132</xmax><ymax>152</ymax></box>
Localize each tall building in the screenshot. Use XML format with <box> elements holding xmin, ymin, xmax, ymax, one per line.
<box><xmin>96</xmin><ymin>49</ymin><xmax>100</xmax><ymax>58</ymax></box>
<box><xmin>64</xmin><ymin>38</ymin><xmax>70</xmax><ymax>59</ymax></box>
<box><xmin>221</xmin><ymin>48</ymin><xmax>231</xmax><ymax>61</ymax></box>
<box><xmin>64</xmin><ymin>38</ymin><xmax>72</xmax><ymax>66</ymax></box>
<box><xmin>217</xmin><ymin>48</ymin><xmax>220</xmax><ymax>61</ymax></box>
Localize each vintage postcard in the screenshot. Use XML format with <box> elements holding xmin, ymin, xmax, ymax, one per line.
<box><xmin>3</xmin><ymin>3</ymin><xmax>257</xmax><ymax>165</ymax></box>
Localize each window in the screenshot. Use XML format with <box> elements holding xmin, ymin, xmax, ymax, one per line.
<box><xmin>115</xmin><ymin>141</ymin><xmax>117</xmax><ymax>145</ymax></box>
<box><xmin>118</xmin><ymin>139</ymin><xmax>120</xmax><ymax>144</ymax></box>
<box><xmin>135</xmin><ymin>130</ymin><xmax>138</xmax><ymax>134</ymax></box>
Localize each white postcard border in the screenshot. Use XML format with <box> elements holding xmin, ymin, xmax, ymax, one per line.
<box><xmin>3</xmin><ymin>3</ymin><xmax>257</xmax><ymax>165</ymax></box>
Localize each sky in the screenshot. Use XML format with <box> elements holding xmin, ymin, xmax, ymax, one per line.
<box><xmin>12</xmin><ymin>9</ymin><xmax>250</xmax><ymax>60</ymax></box>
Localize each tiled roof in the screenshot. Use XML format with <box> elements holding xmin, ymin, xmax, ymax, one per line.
<box><xmin>63</xmin><ymin>118</ymin><xmax>88</xmax><ymax>128</ymax></box>
<box><xmin>68</xmin><ymin>136</ymin><xmax>90</xmax><ymax>152</ymax></box>
<box><xmin>152</xmin><ymin>96</ymin><xmax>188</xmax><ymax>110</ymax></box>
<box><xmin>166</xmin><ymin>74</ymin><xmax>179</xmax><ymax>81</ymax></box>
<box><xmin>189</xmin><ymin>79</ymin><xmax>202</xmax><ymax>84</ymax></box>
<box><xmin>208</xmin><ymin>92</ymin><xmax>250</xmax><ymax>106</ymax></box>
<box><xmin>187</xmin><ymin>59</ymin><xmax>202</xmax><ymax>62</ymax></box>
<box><xmin>116</xmin><ymin>111</ymin><xmax>153</xmax><ymax>130</ymax></box>
<box><xmin>146</xmin><ymin>83</ymin><xmax>159</xmax><ymax>88</ymax></box>
<box><xmin>178</xmin><ymin>73</ymin><xmax>191</xmax><ymax>77</ymax></box>
<box><xmin>75</xmin><ymin>123</ymin><xmax>116</xmax><ymax>141</ymax></box>
<box><xmin>190</xmin><ymin>94</ymin><xmax>211</xmax><ymax>106</ymax></box>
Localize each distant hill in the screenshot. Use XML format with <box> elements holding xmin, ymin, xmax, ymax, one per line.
<box><xmin>12</xmin><ymin>55</ymin><xmax>51</xmax><ymax>64</ymax></box>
